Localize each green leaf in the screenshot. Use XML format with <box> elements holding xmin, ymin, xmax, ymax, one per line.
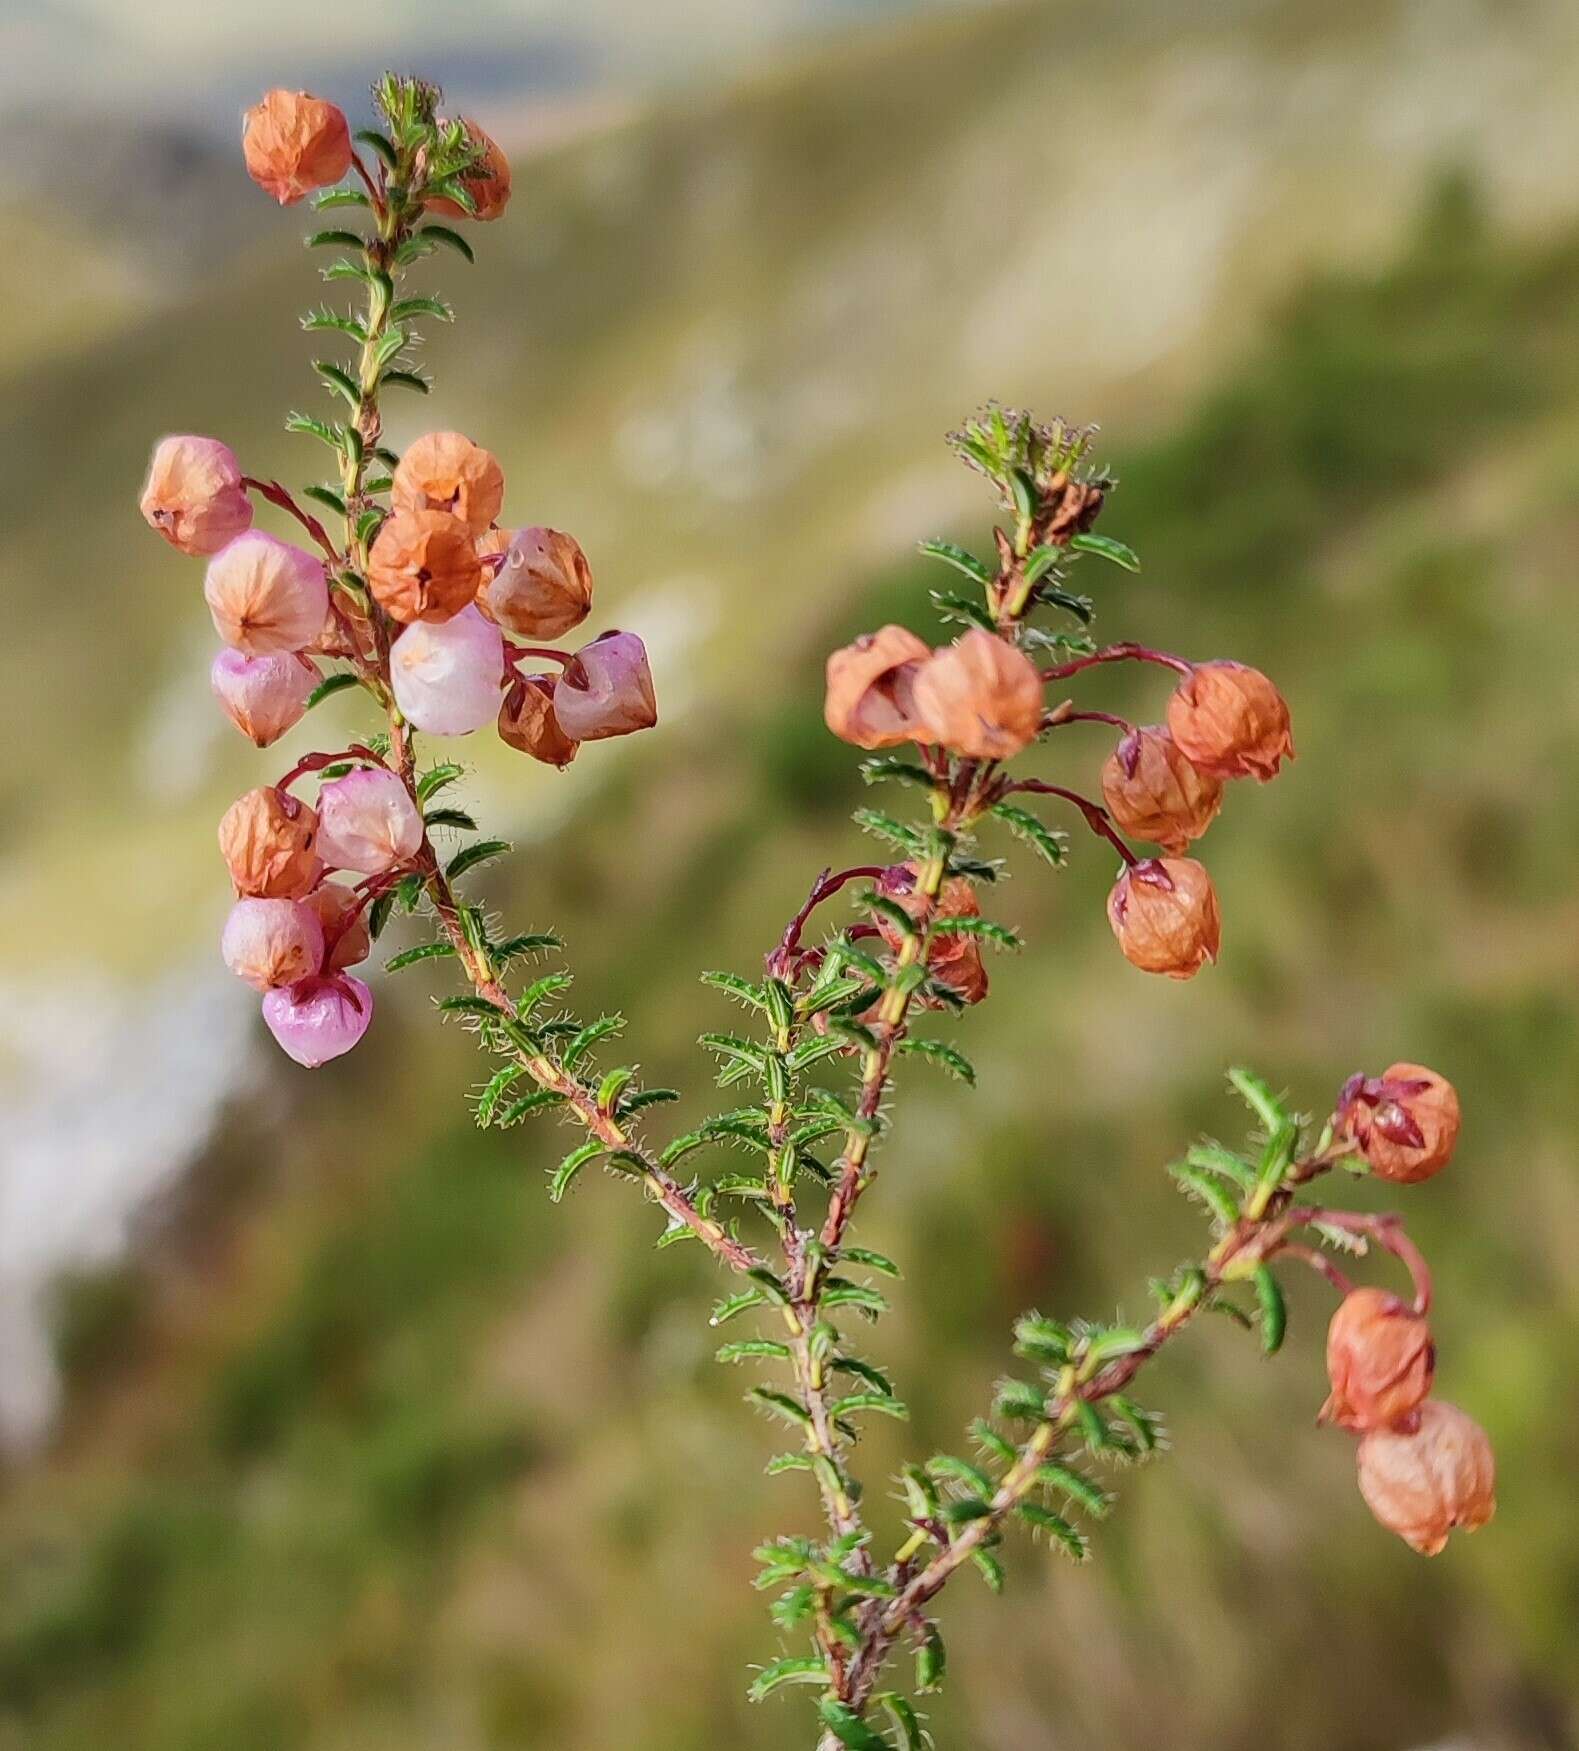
<box><xmin>1254</xmin><ymin>1264</ymin><xmax>1287</xmax><ymax>1355</ymax></box>
<box><xmin>305</xmin><ymin>229</ymin><xmax>366</xmax><ymax>252</ymax></box>
<box><xmin>841</xmin><ymin>1246</ymin><xmax>900</xmax><ymax>1278</ymax></box>
<box><xmin>1107</xmin><ymin>1396</ymin><xmax>1165</xmax><ymax>1455</ymax></box>
<box><xmin>519</xmin><ymin>971</ymin><xmax>574</xmax><ymax>1014</ymax></box>
<box><xmin>749</xmin><ymin>1388</ymin><xmax>812</xmax><ymax>1429</ymax></box>
<box><xmin>384</xmin><ymin>941</ymin><xmax>457</xmax><ymax>972</ymax></box>
<box><xmin>914</xmin><ymin>1625</ymin><xmax>946</xmax><ymax>1693</ymax></box>
<box><xmin>420</xmin><ymin>223</ymin><xmax>475</xmax><ymax>263</ymax></box>
<box><xmin>423</xmin><ymin>806</ymin><xmax>478</xmax><ymax>832</ymax></box>
<box><xmin>715</xmin><ymin>1340</ymin><xmax>790</xmax><ymax>1365</ymax></box>
<box><xmin>917</xmin><ymin>538</ymin><xmax>993</xmax><ymax>586</ymax></box>
<box><xmin>311</xmin><ymin>188</ymin><xmax>371</xmax><ymax>211</ymax></box>
<box><xmin>1183</xmin><ymin>1141</ymin><xmax>1257</xmax><ymax>1192</ymax></box>
<box><xmin>930</xmin><ymin>915</ymin><xmax>1021</xmax><ymax>951</ymax></box>
<box><xmin>858</xmin><ymin>755</ymin><xmax>933</xmax><ymax>789</ymax></box>
<box><xmin>993</xmin><ymin>1377</ymin><xmax>1048</xmax><ymax>1421</ymax></box>
<box><xmin>301</xmin><ymin>307</ymin><xmax>368</xmax><ymax>341</ymax></box>
<box><xmin>829</xmin><ymin>1393</ymin><xmax>909</xmax><ymax>1421</ymax></box>
<box><xmin>596</xmin><ymin>1067</ymin><xmax>635</xmax><ymax>1111</ymax></box>
<box><xmin>832</xmin><ymin>1356</ymin><xmax>894</xmax><ymax>1397</ymax></box>
<box><xmin>1014</xmin><ymin>1501</ymin><xmax>1089</xmax><ymax>1561</ymax></box>
<box><xmin>437</xmin><ymin>995</ymin><xmax>504</xmax><ymax>1020</ymax></box>
<box><xmin>1011</xmin><ymin>1313</ymin><xmax>1071</xmax><ymax>1365</ymax></box>
<box><xmin>1169</xmin><ymin>1163</ymin><xmax>1241</xmax><ymax>1229</ymax></box>
<box><xmin>709</xmin><ymin>1289</ymin><xmax>767</xmax><ymax>1327</ymax></box>
<box><xmin>820</xmin><ymin>1282</ymin><xmax>888</xmax><ymax>1319</ymax></box>
<box><xmin>971</xmin><ymin>1418</ymin><xmax>1016</xmax><ymax>1466</ymax></box>
<box><xmin>700</xmin><ymin>970</ymin><xmax>768</xmax><ymax>1012</ymax></box>
<box><xmin>496</xmin><ymin>1089</ymin><xmax>565</xmax><ymax>1126</ymax></box>
<box><xmin>495</xmin><ymin>931</ymin><xmax>563</xmax><ymax>962</ymax></box>
<box><xmin>474</xmin><ymin>1063</ymin><xmax>525</xmax><ymax>1126</ymax></box>
<box><xmin>285</xmin><ymin>411</ymin><xmax>342</xmax><ymax>449</ymax></box>
<box><xmin>381</xmin><ymin>369</ymin><xmax>432</xmax><ymax>395</ymax></box>
<box><xmin>355</xmin><ymin>128</ymin><xmax>398</xmax><ymax>169</ymax></box>
<box><xmin>747</xmin><ymin>1657</ymin><xmax>830</xmax><ymax>1703</ymax></box>
<box><xmin>1035</xmin><ymin>1462</ymin><xmax>1111</xmax><ymax>1519</ymax></box>
<box><xmin>416</xmin><ymin>762</ymin><xmax>465</xmax><ymax>801</ymax></box>
<box><xmin>990</xmin><ymin>802</ymin><xmax>1068</xmax><ymax>867</ymax></box>
<box><xmin>446</xmin><ymin>839</ymin><xmax>511</xmax><ymax>881</ymax></box>
<box><xmin>895</xmin><ymin>1035</ymin><xmax>976</xmax><ymax>1087</ymax></box>
<box><xmin>391</xmin><ymin>294</ymin><xmax>454</xmax><ymax>323</ymax></box>
<box><xmin>549</xmin><ymin>1141</ymin><xmax>604</xmax><ymax>1202</ymax></box>
<box><xmin>367</xmin><ymin>890</ymin><xmax>395</xmax><ymax>942</ymax></box>
<box><xmin>305</xmin><ymin>670</ymin><xmax>362</xmax><ymax>710</ymax></box>
<box><xmin>818</xmin><ymin>1700</ymin><xmax>889</xmax><ymax>1750</ymax></box>
<box><xmin>1068</xmin><ymin>531</ymin><xmax>1141</xmax><ymax>571</ymax></box>
<box><xmin>929</xmin><ymin>1454</ymin><xmax>994</xmax><ymax>1496</ymax></box>
<box><xmin>301</xmin><ymin>483</ymin><xmax>347</xmax><ymax>516</ymax></box>
<box><xmin>850</xmin><ymin>809</ymin><xmax>924</xmax><ymax>855</ymax></box>
<box><xmin>930</xmin><ymin>588</ymin><xmax>998</xmax><ymax>631</ymax></box>
<box><xmin>1022</xmin><ymin>543</ymin><xmax>1064</xmax><ymax>584</ymax></box>
<box><xmin>562</xmin><ymin>1015</ymin><xmax>623</xmax><ymax>1069</ymax></box>
<box><xmin>970</xmin><ymin>1550</ymin><xmax>1006</xmax><ymax>1594</ymax></box>
<box><xmin>1227</xmin><ymin>1065</ymin><xmax>1289</xmax><ymax>1135</ymax></box>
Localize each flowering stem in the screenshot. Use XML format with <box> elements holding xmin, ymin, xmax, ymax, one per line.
<box><xmin>1284</xmin><ymin>1208</ymin><xmax>1433</xmax><ymax>1314</ymax></box>
<box><xmin>241</xmin><ymin>476</ymin><xmax>340</xmax><ymax>563</ymax></box>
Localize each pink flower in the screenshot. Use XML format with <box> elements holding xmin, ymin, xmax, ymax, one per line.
<box><xmin>390</xmin><ymin>605</ymin><xmax>504</xmax><ymax>735</ymax></box>
<box><xmin>314</xmin><ymin>767</ymin><xmax>423</xmax><ymax>874</ymax></box>
<box><xmin>262</xmin><ymin>975</ymin><xmax>373</xmax><ymax>1067</ymax></box>
<box><xmin>210</xmin><ymin>648</ymin><xmax>316</xmax><ymax>747</ymax></box>
<box><xmin>220</xmin><ymin>897</ymin><xmax>324</xmax><ymax>991</ymax></box>
<box><xmin>205</xmin><ymin>531</ymin><xmax>329</xmax><ymax>656</ymax></box>
<box><xmin>553</xmin><ymin>631</ymin><xmax>658</xmax><ymax>742</ymax></box>
<box><xmin>140</xmin><ymin>436</ymin><xmax>253</xmax><ymax>556</ymax></box>
<box><xmin>303</xmin><ymin>882</ymin><xmax>371</xmax><ymax>971</ymax></box>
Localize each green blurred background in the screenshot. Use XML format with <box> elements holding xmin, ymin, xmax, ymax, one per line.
<box><xmin>1</xmin><ymin>1</ymin><xmax>1577</xmax><ymax>1746</ymax></box>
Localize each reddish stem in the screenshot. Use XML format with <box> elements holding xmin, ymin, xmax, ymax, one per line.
<box><xmin>1000</xmin><ymin>779</ymin><xmax>1139</xmax><ymax>866</ymax></box>
<box><xmin>1042</xmin><ymin>707</ymin><xmax>1134</xmax><ymax>734</ymax></box>
<box><xmin>242</xmin><ymin>476</ymin><xmax>341</xmax><ymax>564</ymax></box>
<box><xmin>768</xmin><ymin>865</ymin><xmax>889</xmax><ymax>976</ymax></box>
<box><xmin>1288</xmin><ymin>1209</ymin><xmax>1433</xmax><ymax>1314</ymax></box>
<box><xmin>1278</xmin><ymin>1243</ymin><xmax>1355</xmax><ymax>1296</ymax></box>
<box><xmin>505</xmin><ymin>641</ymin><xmax>575</xmax><ymax>670</ymax></box>
<box><xmin>1040</xmin><ymin>641</ymin><xmax>1191</xmax><ymax>683</ymax></box>
<box><xmin>276</xmin><ymin>744</ymin><xmax>386</xmax><ymax>792</ymax></box>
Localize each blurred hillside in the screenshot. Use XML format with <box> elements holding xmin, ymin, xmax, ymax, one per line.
<box><xmin>2</xmin><ymin>1</ymin><xmax>1579</xmax><ymax>1747</ymax></box>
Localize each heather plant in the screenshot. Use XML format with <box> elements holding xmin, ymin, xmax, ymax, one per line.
<box><xmin>140</xmin><ymin>75</ymin><xmax>1493</xmax><ymax>1748</ymax></box>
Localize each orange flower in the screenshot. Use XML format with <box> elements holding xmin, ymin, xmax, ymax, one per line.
<box><xmin>140</xmin><ymin>436</ymin><xmax>253</xmax><ymax>556</ymax></box>
<box><xmin>1337</xmin><ymin>1063</ymin><xmax>1461</xmax><ymax>1184</ymax></box>
<box><xmin>205</xmin><ymin>532</ymin><xmax>329</xmax><ymax>656</ymax></box>
<box><xmin>427</xmin><ymin>121</ymin><xmax>512</xmax><ymax>221</ymax></box>
<box><xmin>1319</xmin><ymin>1288</ymin><xmax>1435</xmax><ymax>1434</ymax></box>
<box><xmin>1166</xmin><ymin>661</ymin><xmax>1294</xmax><ymax>782</ymax></box>
<box><xmin>824</xmin><ymin>626</ymin><xmax>930</xmax><ymax>750</ymax></box>
<box><xmin>1100</xmin><ymin>726</ymin><xmax>1222</xmax><ymax>853</ymax></box>
<box><xmin>1106</xmin><ymin>857</ymin><xmax>1220</xmax><ymax>978</ymax></box>
<box><xmin>242</xmin><ymin>89</ymin><xmax>353</xmax><ymax>206</ymax></box>
<box><xmin>303</xmin><ymin>881</ymin><xmax>371</xmax><ymax>972</ymax></box>
<box><xmin>913</xmin><ymin>629</ymin><xmax>1043</xmax><ymax>760</ymax></box>
<box><xmin>392</xmin><ymin>432</ymin><xmax>505</xmax><ymax>536</ymax></box>
<box><xmin>218</xmin><ymin>787</ymin><xmax>322</xmax><ymax>900</ymax></box>
<box><xmin>876</xmin><ymin>869</ymin><xmax>989</xmax><ymax>1006</ymax></box>
<box><xmin>1355</xmin><ymin>1400</ymin><xmax>1495</xmax><ymax>1555</ymax></box>
<box><xmin>367</xmin><ymin>509</ymin><xmax>483</xmax><ymax>624</ymax></box>
<box><xmin>499</xmin><ymin>674</ymin><xmax>579</xmax><ymax>768</ymax></box>
<box><xmin>478</xmin><ymin>527</ymin><xmax>594</xmax><ymax>639</ymax></box>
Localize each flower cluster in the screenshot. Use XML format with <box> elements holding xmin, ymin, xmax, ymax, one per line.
<box><xmin>825</xmin><ymin>631</ymin><xmax>1291</xmax><ymax>982</ymax></box>
<box><xmin>1314</xmin><ymin>1065</ymin><xmax>1494</xmax><ymax>1554</ymax></box>
<box><xmin>139</xmin><ymin>79</ymin><xmax>657</xmax><ymax>1069</ymax></box>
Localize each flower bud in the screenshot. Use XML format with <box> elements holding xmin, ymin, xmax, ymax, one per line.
<box><xmin>1337</xmin><ymin>1063</ymin><xmax>1461</xmax><ymax>1184</ymax></box>
<box><xmin>553</xmin><ymin>631</ymin><xmax>657</xmax><ymax>742</ymax></box>
<box><xmin>1320</xmin><ymin>1287</ymin><xmax>1435</xmax><ymax>1434</ymax></box>
<box><xmin>390</xmin><ymin>606</ymin><xmax>504</xmax><ymax>736</ymax></box>
<box><xmin>912</xmin><ymin>629</ymin><xmax>1043</xmax><ymax>760</ymax></box>
<box><xmin>477</xmin><ymin>527</ymin><xmax>593</xmax><ymax>639</ymax></box>
<box><xmin>205</xmin><ymin>531</ymin><xmax>330</xmax><ymax>656</ymax></box>
<box><xmin>262</xmin><ymin>974</ymin><xmax>373</xmax><ymax>1068</ymax></box>
<box><xmin>392</xmin><ymin>432</ymin><xmax>505</xmax><ymax>537</ymax></box>
<box><xmin>221</xmin><ymin>897</ymin><xmax>323</xmax><ymax>991</ymax></box>
<box><xmin>499</xmin><ymin>674</ymin><xmax>579</xmax><ymax>768</ymax></box>
<box><xmin>875</xmin><ymin>867</ymin><xmax>988</xmax><ymax>1005</ymax></box>
<box><xmin>1355</xmin><ymin>1400</ymin><xmax>1495</xmax><ymax>1555</ymax></box>
<box><xmin>314</xmin><ymin>768</ymin><xmax>423</xmax><ymax>875</ymax></box>
<box><xmin>218</xmin><ymin>786</ymin><xmax>322</xmax><ymax>899</ymax></box>
<box><xmin>1106</xmin><ymin>856</ymin><xmax>1220</xmax><ymax>978</ymax></box>
<box><xmin>426</xmin><ymin>121</ymin><xmax>512</xmax><ymax>221</ymax></box>
<box><xmin>1165</xmin><ymin>660</ymin><xmax>1294</xmax><ymax>782</ymax></box>
<box><xmin>210</xmin><ymin>648</ymin><xmax>316</xmax><ymax>747</ymax></box>
<box><xmin>823</xmin><ymin>626</ymin><xmax>930</xmax><ymax>750</ymax></box>
<box><xmin>242</xmin><ymin>89</ymin><xmax>353</xmax><ymax>205</ymax></box>
<box><xmin>368</xmin><ymin>509</ymin><xmax>483</xmax><ymax>624</ymax></box>
<box><xmin>140</xmin><ymin>436</ymin><xmax>253</xmax><ymax>556</ymax></box>
<box><xmin>303</xmin><ymin>881</ymin><xmax>371</xmax><ymax>972</ymax></box>
<box><xmin>1100</xmin><ymin>725</ymin><xmax>1222</xmax><ymax>853</ymax></box>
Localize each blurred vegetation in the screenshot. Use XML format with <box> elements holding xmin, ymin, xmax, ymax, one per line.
<box><xmin>1</xmin><ymin>162</ymin><xmax>1576</xmax><ymax>1749</ymax></box>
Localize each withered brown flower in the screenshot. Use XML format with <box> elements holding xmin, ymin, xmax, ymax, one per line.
<box><xmin>219</xmin><ymin>787</ymin><xmax>322</xmax><ymax>900</ymax></box>
<box><xmin>1106</xmin><ymin>857</ymin><xmax>1220</xmax><ymax>979</ymax></box>
<box><xmin>1355</xmin><ymin>1400</ymin><xmax>1495</xmax><ymax>1555</ymax></box>
<box><xmin>426</xmin><ymin>121</ymin><xmax>512</xmax><ymax>221</ymax></box>
<box><xmin>1337</xmin><ymin>1063</ymin><xmax>1461</xmax><ymax>1184</ymax></box>
<box><xmin>368</xmin><ymin>509</ymin><xmax>483</xmax><ymax>624</ymax></box>
<box><xmin>1166</xmin><ymin>660</ymin><xmax>1294</xmax><ymax>782</ymax></box>
<box><xmin>478</xmin><ymin>527</ymin><xmax>594</xmax><ymax>639</ymax></box>
<box><xmin>876</xmin><ymin>867</ymin><xmax>988</xmax><ymax>1006</ymax></box>
<box><xmin>242</xmin><ymin>89</ymin><xmax>353</xmax><ymax>206</ymax></box>
<box><xmin>392</xmin><ymin>432</ymin><xmax>505</xmax><ymax>536</ymax></box>
<box><xmin>823</xmin><ymin>626</ymin><xmax>931</xmax><ymax>750</ymax></box>
<box><xmin>912</xmin><ymin>629</ymin><xmax>1043</xmax><ymax>760</ymax></box>
<box><xmin>1320</xmin><ymin>1287</ymin><xmax>1435</xmax><ymax>1434</ymax></box>
<box><xmin>1100</xmin><ymin>725</ymin><xmax>1223</xmax><ymax>853</ymax></box>
<box><xmin>499</xmin><ymin>674</ymin><xmax>579</xmax><ymax>768</ymax></box>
